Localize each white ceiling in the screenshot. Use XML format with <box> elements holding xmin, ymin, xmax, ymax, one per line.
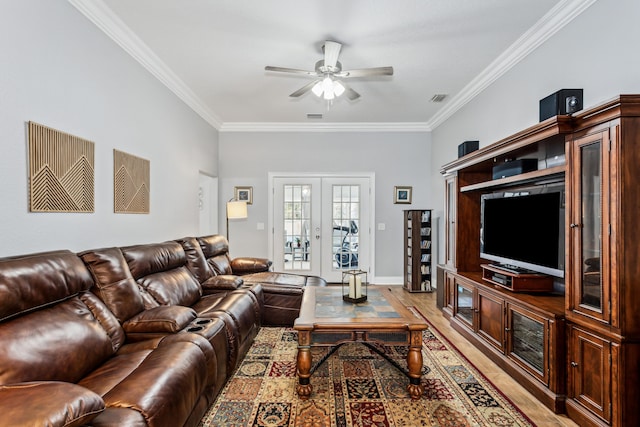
<box><xmin>69</xmin><ymin>0</ymin><xmax>595</xmax><ymax>131</ymax></box>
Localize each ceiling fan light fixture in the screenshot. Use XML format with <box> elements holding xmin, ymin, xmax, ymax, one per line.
<box><xmin>266</xmin><ymin>40</ymin><xmax>393</xmax><ymax>101</ymax></box>
<box><xmin>312</xmin><ymin>76</ymin><xmax>338</xmax><ymax>100</ymax></box>
<box><xmin>312</xmin><ymin>81</ymin><xmax>323</xmax><ymax>97</ymax></box>
<box><xmin>321</xmin><ymin>76</ymin><xmax>334</xmax><ymax>96</ymax></box>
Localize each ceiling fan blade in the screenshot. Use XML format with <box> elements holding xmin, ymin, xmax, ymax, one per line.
<box><xmin>323</xmin><ymin>41</ymin><xmax>342</xmax><ymax>69</ymax></box>
<box><xmin>265</xmin><ymin>66</ymin><xmax>316</xmax><ymax>76</ymax></box>
<box><xmin>341</xmin><ymin>83</ymin><xmax>360</xmax><ymax>101</ymax></box>
<box><xmin>337</xmin><ymin>66</ymin><xmax>394</xmax><ymax>78</ymax></box>
<box><xmin>289</xmin><ymin>80</ymin><xmax>320</xmax><ymax>97</ymax></box>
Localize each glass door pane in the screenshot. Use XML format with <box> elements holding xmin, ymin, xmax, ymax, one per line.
<box><xmin>579</xmin><ymin>142</ymin><xmax>602</xmax><ymax>309</ymax></box>
<box><xmin>332</xmin><ymin>185</ymin><xmax>360</xmax><ymax>270</ymax></box>
<box><xmin>283</xmin><ymin>184</ymin><xmax>311</xmax><ymax>271</ymax></box>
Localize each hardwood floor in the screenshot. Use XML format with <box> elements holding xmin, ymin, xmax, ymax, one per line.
<box><xmin>387</xmin><ymin>285</ymin><xmax>579</xmax><ymax>427</ymax></box>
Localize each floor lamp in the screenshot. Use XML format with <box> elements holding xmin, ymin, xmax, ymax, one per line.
<box><xmin>226</xmin><ymin>199</ymin><xmax>248</xmax><ymax>242</ymax></box>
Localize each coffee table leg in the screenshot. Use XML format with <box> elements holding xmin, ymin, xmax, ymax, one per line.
<box><xmin>296</xmin><ymin>330</ymin><xmax>312</xmax><ymax>399</ymax></box>
<box><xmin>406</xmin><ymin>330</ymin><xmax>424</xmax><ymax>399</ymax></box>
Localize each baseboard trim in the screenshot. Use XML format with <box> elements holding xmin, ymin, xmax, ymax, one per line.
<box><xmin>371</xmin><ymin>276</ymin><xmax>403</xmax><ymax>285</ymax></box>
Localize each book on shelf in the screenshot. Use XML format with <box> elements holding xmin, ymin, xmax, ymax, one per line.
<box><xmin>421</xmin><ymin>211</ymin><xmax>431</xmax><ymax>223</ymax></box>
<box><xmin>420</xmin><ymin>280</ymin><xmax>432</xmax><ymax>292</ymax></box>
<box><xmin>420</xmin><ymin>227</ymin><xmax>431</xmax><ymax>236</ymax></box>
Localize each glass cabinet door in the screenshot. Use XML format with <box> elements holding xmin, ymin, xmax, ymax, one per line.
<box><xmin>507</xmin><ymin>305</ymin><xmax>548</xmax><ymax>385</ymax></box>
<box><xmin>455</xmin><ymin>281</ymin><xmax>474</xmax><ymax>328</ymax></box>
<box><xmin>579</xmin><ymin>142</ymin><xmax>601</xmax><ymax>309</ymax></box>
<box><xmin>444</xmin><ymin>175</ymin><xmax>457</xmax><ymax>268</ymax></box>
<box><xmin>570</xmin><ymin>130</ymin><xmax>610</xmax><ymax>323</ymax></box>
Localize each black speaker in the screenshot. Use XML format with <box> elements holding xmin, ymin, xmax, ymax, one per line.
<box><xmin>492</xmin><ymin>159</ymin><xmax>538</xmax><ymax>180</ymax></box>
<box><xmin>458</xmin><ymin>140</ymin><xmax>479</xmax><ymax>158</ymax></box>
<box><xmin>539</xmin><ymin>89</ymin><xmax>583</xmax><ymax>122</ymax></box>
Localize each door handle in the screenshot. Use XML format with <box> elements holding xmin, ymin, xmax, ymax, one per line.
<box><xmin>315</xmin><ymin>227</ymin><xmax>320</xmax><ymax>240</ymax></box>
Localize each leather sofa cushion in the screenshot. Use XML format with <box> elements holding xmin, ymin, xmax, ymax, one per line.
<box><xmin>0</xmin><ymin>294</ymin><xmax>120</xmax><ymax>385</ymax></box>
<box><xmin>241</xmin><ymin>271</ymin><xmax>308</xmax><ymax>287</ymax></box>
<box><xmin>0</xmin><ymin>250</ymin><xmax>94</xmax><ymax>321</ymax></box>
<box><xmin>123</xmin><ymin>305</ymin><xmax>197</xmax><ymax>334</ymax></box>
<box><xmin>79</xmin><ymin>335</ymin><xmax>213</xmax><ymax>427</ymax></box>
<box><xmin>197</xmin><ymin>234</ymin><xmax>228</xmax><ymax>259</ymax></box>
<box><xmin>0</xmin><ymin>382</ymin><xmax>105</xmax><ymax>427</ymax></box>
<box><xmin>80</xmin><ymin>247</ymin><xmax>146</xmax><ymax>323</ymax></box>
<box><xmin>122</xmin><ymin>242</ymin><xmax>186</xmax><ymax>279</ymax></box>
<box><xmin>121</xmin><ymin>243</ymin><xmax>203</xmax><ymax>307</ymax></box>
<box><xmin>197</xmin><ymin>235</ymin><xmax>233</xmax><ymax>275</ymax></box>
<box><xmin>201</xmin><ymin>275</ymin><xmax>244</xmax><ymax>291</ymax></box>
<box><xmin>137</xmin><ymin>267</ymin><xmax>202</xmax><ymax>307</ymax></box>
<box><xmin>90</xmin><ymin>407</ymin><xmax>147</xmax><ymax>426</ymax></box>
<box><xmin>230</xmin><ymin>257</ymin><xmax>272</xmax><ymax>274</ymax></box>
<box><xmin>189</xmin><ymin>294</ymin><xmax>226</xmax><ymax>316</ymax></box>
<box><xmin>207</xmin><ymin>254</ymin><xmax>232</xmax><ymax>275</ymax></box>
<box><xmin>176</xmin><ymin>236</ymin><xmax>213</xmax><ymax>283</ymax></box>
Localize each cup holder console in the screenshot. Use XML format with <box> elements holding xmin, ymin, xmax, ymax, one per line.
<box><xmin>196</xmin><ymin>319</ymin><xmax>212</xmax><ymax>325</ymax></box>
<box><xmin>187</xmin><ymin>326</ymin><xmax>204</xmax><ymax>332</ymax></box>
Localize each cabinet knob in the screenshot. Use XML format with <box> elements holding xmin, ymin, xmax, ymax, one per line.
<box><xmin>570</xmin><ymin>223</ymin><xmax>580</xmax><ymax>228</ymax></box>
<box><xmin>504</xmin><ymin>328</ymin><xmax>511</xmax><ymax>332</ymax></box>
<box><xmin>570</xmin><ymin>361</ymin><xmax>579</xmax><ymax>367</ymax></box>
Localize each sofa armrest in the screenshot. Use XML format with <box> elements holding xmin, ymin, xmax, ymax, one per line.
<box><xmin>230</xmin><ymin>257</ymin><xmax>272</xmax><ymax>275</ymax></box>
<box><xmin>0</xmin><ymin>381</ymin><xmax>104</xmax><ymax>427</ymax></box>
<box><xmin>202</xmin><ymin>274</ymin><xmax>244</xmax><ymax>292</ymax></box>
<box><xmin>123</xmin><ymin>305</ymin><xmax>197</xmax><ymax>334</ymax></box>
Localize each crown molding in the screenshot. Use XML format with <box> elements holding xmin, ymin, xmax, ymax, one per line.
<box><xmin>425</xmin><ymin>0</ymin><xmax>599</xmax><ymax>130</ymax></box>
<box><xmin>69</xmin><ymin>0</ymin><xmax>596</xmax><ymax>133</ymax></box>
<box><xmin>219</xmin><ymin>122</ymin><xmax>431</xmax><ymax>133</ymax></box>
<box><xmin>68</xmin><ymin>0</ymin><xmax>224</xmax><ymax>129</ymax></box>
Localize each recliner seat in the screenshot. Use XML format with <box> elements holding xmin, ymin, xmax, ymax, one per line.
<box><xmin>0</xmin><ymin>250</ymin><xmax>217</xmax><ymax>427</ymax></box>
<box><xmin>191</xmin><ymin>234</ymin><xmax>327</xmax><ymax>326</ymax></box>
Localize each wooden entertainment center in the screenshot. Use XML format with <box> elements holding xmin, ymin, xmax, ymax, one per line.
<box><xmin>438</xmin><ymin>95</ymin><xmax>640</xmax><ymax>427</ymax></box>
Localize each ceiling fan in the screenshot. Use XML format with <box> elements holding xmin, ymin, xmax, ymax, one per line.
<box><xmin>265</xmin><ymin>41</ymin><xmax>393</xmax><ymax>101</ymax></box>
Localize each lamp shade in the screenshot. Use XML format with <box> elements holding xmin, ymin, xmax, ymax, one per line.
<box><xmin>226</xmin><ymin>200</ymin><xmax>248</xmax><ymax>219</ymax></box>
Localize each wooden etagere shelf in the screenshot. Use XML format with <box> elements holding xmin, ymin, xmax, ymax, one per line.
<box><xmin>460</xmin><ymin>164</ymin><xmax>565</xmax><ymax>193</ymax></box>
<box><xmin>404</xmin><ymin>209</ymin><xmax>433</xmax><ymax>293</ymax></box>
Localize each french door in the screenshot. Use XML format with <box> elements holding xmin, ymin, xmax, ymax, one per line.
<box><xmin>271</xmin><ymin>175</ymin><xmax>371</xmax><ymax>282</ymax></box>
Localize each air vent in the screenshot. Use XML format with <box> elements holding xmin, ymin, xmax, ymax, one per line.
<box><xmin>430</xmin><ymin>94</ymin><xmax>447</xmax><ymax>103</ymax></box>
<box><xmin>307</xmin><ymin>113</ymin><xmax>323</xmax><ymax>119</ymax></box>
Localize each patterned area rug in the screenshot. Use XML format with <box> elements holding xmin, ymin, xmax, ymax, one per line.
<box><xmin>199</xmin><ymin>309</ymin><xmax>535</xmax><ymax>426</ymax></box>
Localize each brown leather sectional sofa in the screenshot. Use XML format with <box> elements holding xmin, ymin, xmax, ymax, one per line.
<box><xmin>0</xmin><ymin>235</ymin><xmax>325</xmax><ymax>427</ymax></box>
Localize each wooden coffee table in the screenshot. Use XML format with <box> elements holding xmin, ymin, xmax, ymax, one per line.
<box><xmin>293</xmin><ymin>286</ymin><xmax>428</xmax><ymax>400</ymax></box>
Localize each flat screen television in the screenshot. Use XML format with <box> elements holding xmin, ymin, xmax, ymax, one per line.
<box><xmin>480</xmin><ymin>183</ymin><xmax>565</xmax><ymax>278</ymax></box>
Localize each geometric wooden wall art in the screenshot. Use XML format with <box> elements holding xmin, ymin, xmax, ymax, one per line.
<box><xmin>27</xmin><ymin>121</ymin><xmax>95</xmax><ymax>213</ymax></box>
<box><xmin>113</xmin><ymin>149</ymin><xmax>150</xmax><ymax>214</ymax></box>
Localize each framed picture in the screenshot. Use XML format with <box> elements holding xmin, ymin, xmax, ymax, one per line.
<box><xmin>394</xmin><ymin>186</ymin><xmax>412</xmax><ymax>204</ymax></box>
<box><xmin>234</xmin><ymin>186</ymin><xmax>253</xmax><ymax>205</ymax></box>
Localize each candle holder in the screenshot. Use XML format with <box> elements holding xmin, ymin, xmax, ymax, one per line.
<box><xmin>342</xmin><ymin>270</ymin><xmax>367</xmax><ymax>303</ymax></box>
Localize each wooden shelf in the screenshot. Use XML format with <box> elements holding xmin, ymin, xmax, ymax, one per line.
<box><xmin>404</xmin><ymin>210</ymin><xmax>433</xmax><ymax>293</ymax></box>
<box><xmin>481</xmin><ymin>264</ymin><xmax>554</xmax><ymax>292</ymax></box>
<box><xmin>460</xmin><ymin>165</ymin><xmax>565</xmax><ymax>192</ymax></box>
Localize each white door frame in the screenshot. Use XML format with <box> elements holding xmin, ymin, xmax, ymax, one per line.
<box><xmin>198</xmin><ymin>172</ymin><xmax>218</xmax><ymax>236</ymax></box>
<box><xmin>268</xmin><ymin>172</ymin><xmax>376</xmax><ymax>282</ymax></box>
